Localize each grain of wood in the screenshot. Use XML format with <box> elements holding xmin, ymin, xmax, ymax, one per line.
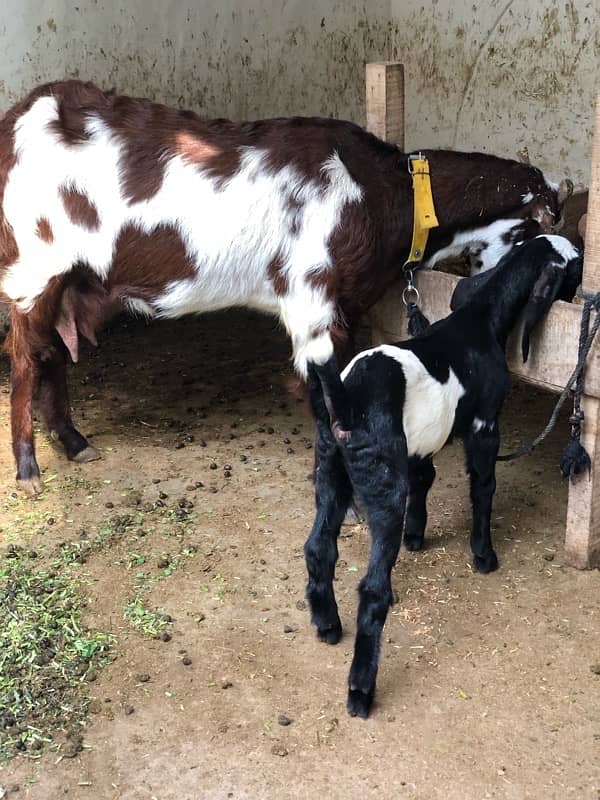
<box><xmin>365</xmin><ymin>62</ymin><xmax>404</xmax><ymax>149</ymax></box>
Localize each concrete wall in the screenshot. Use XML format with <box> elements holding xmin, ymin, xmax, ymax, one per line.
<box><xmin>0</xmin><ymin>0</ymin><xmax>391</xmax><ymax>122</ymax></box>
<box><xmin>389</xmin><ymin>0</ymin><xmax>598</xmax><ymax>188</ymax></box>
<box><xmin>0</xmin><ymin>0</ymin><xmax>595</xmax><ymax>185</ymax></box>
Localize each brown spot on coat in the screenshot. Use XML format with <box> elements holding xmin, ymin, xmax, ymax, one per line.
<box><xmin>108</xmin><ymin>223</ymin><xmax>197</xmax><ymax>297</ymax></box>
<box><xmin>60</xmin><ymin>187</ymin><xmax>100</xmax><ymax>231</ymax></box>
<box><xmin>267</xmin><ymin>253</ymin><xmax>288</xmax><ymax>296</ymax></box>
<box><xmin>35</xmin><ymin>217</ymin><xmax>54</xmax><ymax>243</ymax></box>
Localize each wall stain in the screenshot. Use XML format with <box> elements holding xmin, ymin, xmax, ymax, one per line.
<box><xmin>0</xmin><ymin>0</ymin><xmax>596</xmax><ymax>188</ymax></box>
<box><xmin>388</xmin><ymin>1</ymin><xmax>596</xmax><ymax>188</ymax></box>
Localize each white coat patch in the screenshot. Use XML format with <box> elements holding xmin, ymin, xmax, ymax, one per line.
<box><xmin>535</xmin><ymin>234</ymin><xmax>579</xmax><ymax>265</ymax></box>
<box><xmin>424</xmin><ymin>218</ymin><xmax>526</xmax><ymax>275</ymax></box>
<box><xmin>342</xmin><ymin>345</ymin><xmax>465</xmax><ymax>458</ymax></box>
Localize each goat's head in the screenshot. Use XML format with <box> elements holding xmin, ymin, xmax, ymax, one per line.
<box><xmin>519</xmin><ymin>239</ymin><xmax>581</xmax><ymax>361</ymax></box>
<box><xmin>516</xmin><ymin>148</ymin><xmax>572</xmax><ymax>233</ymax></box>
<box><xmin>523</xmin><ymin>177</ymin><xmax>573</xmax><ymax>234</ymax></box>
<box><xmin>451</xmin><ymin>234</ymin><xmax>582</xmax><ymax>362</ymax></box>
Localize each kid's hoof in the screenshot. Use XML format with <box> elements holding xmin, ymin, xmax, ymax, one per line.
<box><xmin>473</xmin><ymin>551</ymin><xmax>499</xmax><ymax>574</ymax></box>
<box><xmin>404</xmin><ymin>534</ymin><xmax>425</xmax><ymax>552</ymax></box>
<box><xmin>71</xmin><ymin>445</ymin><xmax>102</xmax><ymax>463</ymax></box>
<box><xmin>17</xmin><ymin>476</ymin><xmax>43</xmax><ymax>497</ymax></box>
<box><xmin>317</xmin><ymin>622</ymin><xmax>342</xmax><ymax>645</ymax></box>
<box><xmin>347</xmin><ymin>686</ymin><xmax>375</xmax><ymax>718</ymax></box>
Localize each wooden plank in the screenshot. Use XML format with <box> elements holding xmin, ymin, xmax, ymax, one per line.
<box><xmin>365</xmin><ymin>60</ymin><xmax>405</xmax><ymax>349</ymax></box>
<box><xmin>564</xmin><ymin>94</ymin><xmax>600</xmax><ymax>569</ymax></box>
<box><xmin>365</xmin><ymin>62</ymin><xmax>404</xmax><ymax>148</ymax></box>
<box><xmin>565</xmin><ymin>397</ymin><xmax>600</xmax><ymax>568</ymax></box>
<box><xmin>369</xmin><ymin>270</ymin><xmax>600</xmax><ymax>398</ymax></box>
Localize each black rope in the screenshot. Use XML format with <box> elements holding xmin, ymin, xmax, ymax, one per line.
<box><xmin>497</xmin><ymin>291</ymin><xmax>600</xmax><ymax>467</ymax></box>
<box><xmin>403</xmin><ymin>262</ymin><xmax>432</xmax><ymax>337</ymax></box>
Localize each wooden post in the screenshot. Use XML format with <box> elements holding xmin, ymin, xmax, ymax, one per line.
<box><xmin>365</xmin><ymin>62</ymin><xmax>407</xmax><ymax>341</ymax></box>
<box><xmin>564</xmin><ymin>95</ymin><xmax>600</xmax><ymax>569</ymax></box>
<box><xmin>365</xmin><ymin>62</ymin><xmax>405</xmax><ymax>149</ymax></box>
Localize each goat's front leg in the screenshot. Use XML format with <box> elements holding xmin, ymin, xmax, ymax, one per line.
<box><xmin>347</xmin><ymin>451</ymin><xmax>408</xmax><ymax>718</ymax></box>
<box><xmin>403</xmin><ymin>456</ymin><xmax>436</xmax><ymax>551</ymax></box>
<box><xmin>305</xmin><ymin>439</ymin><xmax>353</xmax><ymax>644</ymax></box>
<box><xmin>464</xmin><ymin>425</ymin><xmax>500</xmax><ymax>573</ymax></box>
<box><xmin>37</xmin><ymin>341</ymin><xmax>100</xmax><ymax>463</ymax></box>
<box><xmin>10</xmin><ymin>356</ymin><xmax>42</xmax><ymax>496</ymax></box>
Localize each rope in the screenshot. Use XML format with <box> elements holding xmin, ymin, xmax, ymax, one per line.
<box><xmin>497</xmin><ymin>290</ymin><xmax>600</xmax><ymax>463</ymax></box>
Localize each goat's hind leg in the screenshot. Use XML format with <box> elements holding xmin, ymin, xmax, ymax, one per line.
<box><xmin>37</xmin><ymin>339</ymin><xmax>100</xmax><ymax>463</ymax></box>
<box><xmin>403</xmin><ymin>456</ymin><xmax>435</xmax><ymax>551</ymax></box>
<box><xmin>347</xmin><ymin>443</ymin><xmax>408</xmax><ymax>718</ymax></box>
<box><xmin>305</xmin><ymin>440</ymin><xmax>353</xmax><ymax>645</ymax></box>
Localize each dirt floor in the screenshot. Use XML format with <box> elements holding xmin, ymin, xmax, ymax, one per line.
<box><xmin>0</xmin><ymin>307</ymin><xmax>599</xmax><ymax>800</ymax></box>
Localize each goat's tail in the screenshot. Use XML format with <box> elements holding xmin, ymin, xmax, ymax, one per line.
<box><xmin>307</xmin><ymin>357</ymin><xmax>353</xmax><ymax>440</ymax></box>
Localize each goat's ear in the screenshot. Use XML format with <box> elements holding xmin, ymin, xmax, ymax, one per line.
<box><xmin>557</xmin><ymin>178</ymin><xmax>574</xmax><ymax>209</ymax></box>
<box><xmin>520</xmin><ymin>264</ymin><xmax>564</xmax><ymax>362</ymax></box>
<box><xmin>557</xmin><ymin>255</ymin><xmax>584</xmax><ymax>302</ymax></box>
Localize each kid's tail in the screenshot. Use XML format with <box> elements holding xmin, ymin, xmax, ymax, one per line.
<box><xmin>306</xmin><ymin>356</ymin><xmax>353</xmax><ymax>441</ymax></box>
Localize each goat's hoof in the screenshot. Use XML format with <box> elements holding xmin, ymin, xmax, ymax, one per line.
<box><xmin>17</xmin><ymin>476</ymin><xmax>43</xmax><ymax>497</ymax></box>
<box><xmin>347</xmin><ymin>686</ymin><xmax>375</xmax><ymax>718</ymax></box>
<box><xmin>317</xmin><ymin>622</ymin><xmax>342</xmax><ymax>645</ymax></box>
<box><xmin>404</xmin><ymin>534</ymin><xmax>425</xmax><ymax>552</ymax></box>
<box><xmin>473</xmin><ymin>551</ymin><xmax>499</xmax><ymax>574</ymax></box>
<box><xmin>71</xmin><ymin>445</ymin><xmax>102</xmax><ymax>463</ymax></box>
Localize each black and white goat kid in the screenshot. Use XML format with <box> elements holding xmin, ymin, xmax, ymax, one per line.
<box><xmin>305</xmin><ymin>234</ymin><xmax>581</xmax><ymax>718</ymax></box>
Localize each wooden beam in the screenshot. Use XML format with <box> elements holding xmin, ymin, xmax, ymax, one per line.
<box><xmin>564</xmin><ymin>94</ymin><xmax>600</xmax><ymax>568</ymax></box>
<box><xmin>365</xmin><ymin>62</ymin><xmax>404</xmax><ymax>148</ymax></box>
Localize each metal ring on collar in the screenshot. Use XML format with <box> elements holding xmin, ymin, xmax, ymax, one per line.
<box><xmin>402</xmin><ymin>285</ymin><xmax>420</xmax><ymax>306</ymax></box>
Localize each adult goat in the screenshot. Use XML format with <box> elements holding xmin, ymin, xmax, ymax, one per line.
<box><xmin>0</xmin><ymin>80</ymin><xmax>569</xmax><ymax>494</ymax></box>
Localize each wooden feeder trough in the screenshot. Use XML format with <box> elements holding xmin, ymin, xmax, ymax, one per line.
<box><xmin>365</xmin><ymin>62</ymin><xmax>600</xmax><ymax>569</ymax></box>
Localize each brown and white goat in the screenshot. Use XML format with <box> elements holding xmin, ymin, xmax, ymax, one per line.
<box><xmin>0</xmin><ymin>80</ymin><xmax>568</xmax><ymax>495</ymax></box>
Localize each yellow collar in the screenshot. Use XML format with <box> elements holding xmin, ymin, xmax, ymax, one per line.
<box><xmin>406</xmin><ymin>154</ymin><xmax>439</xmax><ymax>264</ymax></box>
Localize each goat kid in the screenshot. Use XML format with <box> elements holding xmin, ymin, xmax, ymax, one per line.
<box><xmin>305</xmin><ymin>234</ymin><xmax>581</xmax><ymax>718</ymax></box>
<box><xmin>423</xmin><ymin>197</ymin><xmax>572</xmax><ymax>276</ymax></box>
<box><xmin>0</xmin><ymin>81</ymin><xmax>568</xmax><ymax>494</ymax></box>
